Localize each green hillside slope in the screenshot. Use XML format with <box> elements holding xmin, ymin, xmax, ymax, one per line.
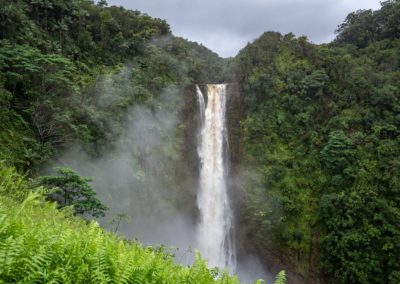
<box><xmin>231</xmin><ymin>1</ymin><xmax>400</xmax><ymax>283</ymax></box>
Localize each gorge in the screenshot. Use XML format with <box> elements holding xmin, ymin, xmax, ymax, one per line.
<box><xmin>1</xmin><ymin>1</ymin><xmax>400</xmax><ymax>283</ymax></box>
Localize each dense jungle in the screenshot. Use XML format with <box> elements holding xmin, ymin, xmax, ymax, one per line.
<box><xmin>0</xmin><ymin>0</ymin><xmax>399</xmax><ymax>283</ymax></box>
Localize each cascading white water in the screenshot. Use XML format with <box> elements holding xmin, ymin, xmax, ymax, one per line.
<box><xmin>196</xmin><ymin>84</ymin><xmax>236</xmax><ymax>271</ymax></box>
<box><xmin>196</xmin><ymin>85</ymin><xmax>205</xmax><ymax>128</ymax></box>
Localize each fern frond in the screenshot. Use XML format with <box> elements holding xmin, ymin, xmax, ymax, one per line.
<box><xmin>274</xmin><ymin>270</ymin><xmax>286</xmax><ymax>284</ymax></box>
<box><xmin>0</xmin><ymin>167</ymin><xmax>240</xmax><ymax>284</ymax></box>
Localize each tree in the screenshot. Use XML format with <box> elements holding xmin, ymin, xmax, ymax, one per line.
<box><xmin>38</xmin><ymin>167</ymin><xmax>108</xmax><ymax>217</ymax></box>
<box><xmin>320</xmin><ymin>131</ymin><xmax>355</xmax><ymax>174</ymax></box>
<box><xmin>97</xmin><ymin>0</ymin><xmax>108</xmax><ymax>8</ymax></box>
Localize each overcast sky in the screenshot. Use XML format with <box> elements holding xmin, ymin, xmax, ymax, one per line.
<box><xmin>106</xmin><ymin>0</ymin><xmax>382</xmax><ymax>57</ymax></box>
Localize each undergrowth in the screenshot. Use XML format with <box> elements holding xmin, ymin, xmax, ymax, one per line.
<box><xmin>0</xmin><ymin>164</ymin><xmax>239</xmax><ymax>284</ymax></box>
<box><xmin>0</xmin><ymin>164</ymin><xmax>285</xmax><ymax>284</ymax></box>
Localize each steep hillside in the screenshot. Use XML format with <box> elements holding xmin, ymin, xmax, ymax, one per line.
<box><xmin>0</xmin><ymin>0</ymin><xmax>224</xmax><ymax>173</ymax></box>
<box><xmin>231</xmin><ymin>1</ymin><xmax>400</xmax><ymax>283</ymax></box>
<box><xmin>1</xmin><ymin>0</ymin><xmax>400</xmax><ymax>283</ymax></box>
<box><xmin>0</xmin><ymin>2</ymin><xmax>236</xmax><ymax>281</ymax></box>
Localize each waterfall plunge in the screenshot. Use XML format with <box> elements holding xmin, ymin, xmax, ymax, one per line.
<box><xmin>196</xmin><ymin>84</ymin><xmax>236</xmax><ymax>271</ymax></box>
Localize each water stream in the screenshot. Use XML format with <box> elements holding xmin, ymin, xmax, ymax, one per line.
<box><xmin>196</xmin><ymin>84</ymin><xmax>236</xmax><ymax>271</ymax></box>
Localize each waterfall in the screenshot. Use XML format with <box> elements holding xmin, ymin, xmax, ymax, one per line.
<box><xmin>196</xmin><ymin>85</ymin><xmax>205</xmax><ymax>128</ymax></box>
<box><xmin>196</xmin><ymin>84</ymin><xmax>236</xmax><ymax>271</ymax></box>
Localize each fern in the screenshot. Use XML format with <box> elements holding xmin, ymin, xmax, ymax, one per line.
<box><xmin>274</xmin><ymin>270</ymin><xmax>286</xmax><ymax>284</ymax></box>
<box><xmin>0</xmin><ymin>236</ymin><xmax>24</xmax><ymax>278</ymax></box>
<box><xmin>130</xmin><ymin>267</ymin><xmax>147</xmax><ymax>284</ymax></box>
<box><xmin>0</xmin><ymin>167</ymin><xmax>240</xmax><ymax>284</ymax></box>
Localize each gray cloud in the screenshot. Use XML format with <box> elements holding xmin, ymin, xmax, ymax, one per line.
<box><xmin>107</xmin><ymin>0</ymin><xmax>381</xmax><ymax>57</ymax></box>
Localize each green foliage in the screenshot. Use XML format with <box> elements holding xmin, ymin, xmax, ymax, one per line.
<box><xmin>0</xmin><ymin>0</ymin><xmax>170</xmax><ymax>64</ymax></box>
<box><xmin>320</xmin><ymin>131</ymin><xmax>354</xmax><ymax>174</ymax></box>
<box><xmin>320</xmin><ymin>189</ymin><xmax>400</xmax><ymax>284</ymax></box>
<box><xmin>0</xmin><ymin>2</ymin><xmax>227</xmax><ymax>278</ymax></box>
<box><xmin>274</xmin><ymin>271</ymin><xmax>286</xmax><ymax>284</ymax></box>
<box><xmin>0</xmin><ymin>0</ymin><xmax>224</xmax><ymax>171</ymax></box>
<box><xmin>0</xmin><ymin>167</ymin><xmax>239</xmax><ymax>283</ymax></box>
<box><xmin>0</xmin><ymin>161</ymin><xmax>31</xmax><ymax>200</ymax></box>
<box><xmin>37</xmin><ymin>167</ymin><xmax>108</xmax><ymax>218</ymax></box>
<box><xmin>2</xmin><ymin>0</ymin><xmax>400</xmax><ymax>282</ymax></box>
<box><xmin>335</xmin><ymin>0</ymin><xmax>400</xmax><ymax>48</ymax></box>
<box><xmin>233</xmin><ymin>1</ymin><xmax>400</xmax><ymax>282</ymax></box>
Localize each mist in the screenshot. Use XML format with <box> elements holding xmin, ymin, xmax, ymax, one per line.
<box><xmin>44</xmin><ymin>65</ymin><xmax>274</xmax><ymax>283</ymax></box>
<box><xmin>46</xmin><ymin>68</ymin><xmax>199</xmax><ymax>264</ymax></box>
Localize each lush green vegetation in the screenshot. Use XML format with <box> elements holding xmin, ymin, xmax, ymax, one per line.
<box><xmin>37</xmin><ymin>167</ymin><xmax>108</xmax><ymax>217</ymax></box>
<box><xmin>0</xmin><ymin>165</ymin><xmax>240</xmax><ymax>283</ymax></box>
<box><xmin>0</xmin><ymin>0</ymin><xmax>223</xmax><ymax>248</ymax></box>
<box><xmin>0</xmin><ymin>0</ymin><xmax>223</xmax><ymax>173</ymax></box>
<box><xmin>1</xmin><ymin>0</ymin><xmax>399</xmax><ymax>283</ymax></box>
<box><xmin>0</xmin><ymin>0</ymin><xmax>237</xmax><ymax>283</ymax></box>
<box><xmin>233</xmin><ymin>1</ymin><xmax>400</xmax><ymax>283</ymax></box>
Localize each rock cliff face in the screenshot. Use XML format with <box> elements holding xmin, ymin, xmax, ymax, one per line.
<box><xmin>177</xmin><ymin>85</ymin><xmax>202</xmax><ymax>218</ymax></box>
<box><xmin>226</xmin><ymin>83</ymin><xmax>245</xmax><ymax>166</ymax></box>
<box><xmin>180</xmin><ymin>85</ymin><xmax>201</xmax><ymax>176</ymax></box>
